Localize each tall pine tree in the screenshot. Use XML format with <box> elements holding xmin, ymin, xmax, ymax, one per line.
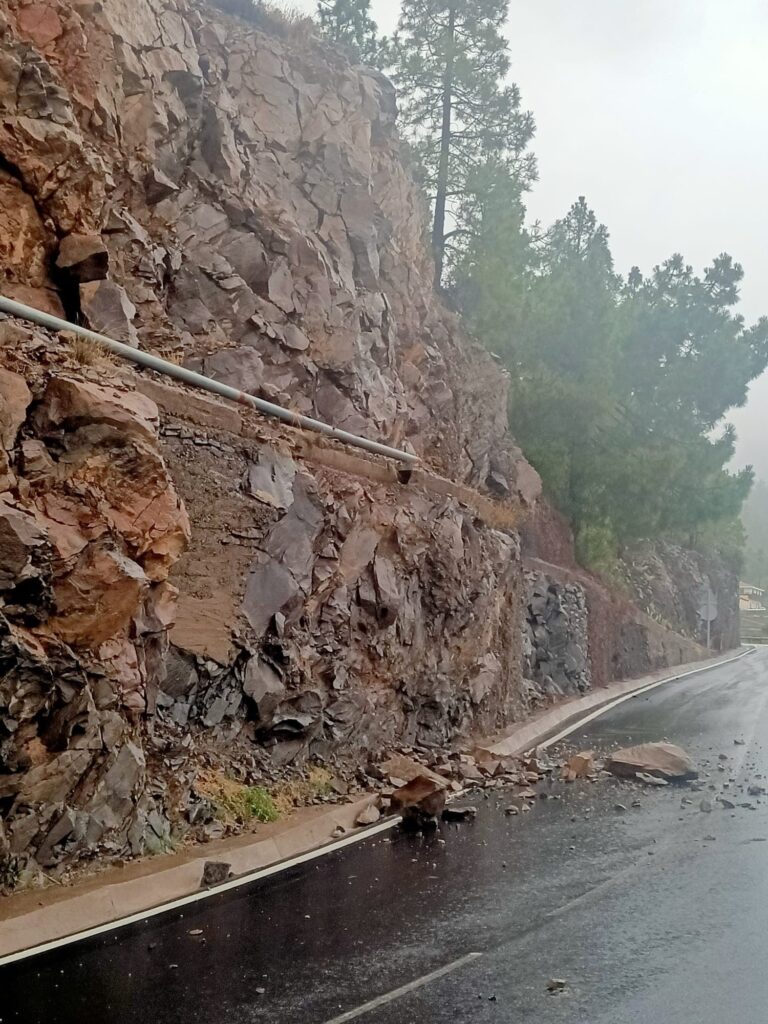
<box><xmin>316</xmin><ymin>0</ymin><xmax>382</xmax><ymax>66</ymax></box>
<box><xmin>388</xmin><ymin>0</ymin><xmax>535</xmax><ymax>286</ymax></box>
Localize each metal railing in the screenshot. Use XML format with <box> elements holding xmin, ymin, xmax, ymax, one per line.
<box><xmin>0</xmin><ymin>295</ymin><xmax>419</xmax><ymax>466</ymax></box>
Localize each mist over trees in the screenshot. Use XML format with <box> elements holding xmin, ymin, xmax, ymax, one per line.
<box><xmin>317</xmin><ymin>0</ymin><xmax>768</xmax><ymax>568</ymax></box>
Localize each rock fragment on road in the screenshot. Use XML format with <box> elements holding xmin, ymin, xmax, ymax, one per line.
<box><xmin>606</xmin><ymin>742</ymin><xmax>697</xmax><ymax>781</ymax></box>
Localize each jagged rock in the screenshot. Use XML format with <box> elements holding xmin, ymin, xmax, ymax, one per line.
<box><xmin>0</xmin><ymin>175</ymin><xmax>52</xmax><ymax>289</ymax></box>
<box><xmin>442</xmin><ymin>805</ymin><xmax>478</xmax><ymax>822</ymax></box>
<box><xmin>0</xmin><ymin>368</ymin><xmax>31</xmax><ymax>451</ymax></box>
<box><xmin>245</xmin><ymin>450</ymin><xmax>296</xmax><ymax>510</ymax></box>
<box><xmin>243</xmin><ymin>657</ymin><xmax>285</xmax><ymax>728</ymax></box>
<box><xmin>50</xmin><ymin>544</ymin><xmax>149</xmax><ymax>648</ymax></box>
<box><xmin>79</xmin><ymin>281</ymin><xmax>139</xmax><ymax>346</ymax></box>
<box><xmin>0</xmin><ymin>497</ymin><xmax>47</xmax><ymax>591</ymax></box>
<box><xmin>391</xmin><ymin>775</ymin><xmax>447</xmax><ymax>830</ymax></box>
<box><xmin>354</xmin><ymin>802</ymin><xmax>381</xmax><ymax>827</ymax></box>
<box><xmin>606</xmin><ymin>743</ymin><xmax>697</xmax><ymax>781</ymax></box>
<box><xmin>562</xmin><ymin>751</ymin><xmax>595</xmax><ymax>782</ymax></box>
<box><xmin>55</xmin><ymin>234</ymin><xmax>109</xmax><ymax>283</ymax></box>
<box><xmin>144</xmin><ymin>167</ymin><xmax>179</xmax><ymax>205</ymax></box>
<box><xmin>20</xmin><ymin>438</ymin><xmax>55</xmax><ymax>483</ymax></box>
<box><xmin>201</xmin><ymin>861</ymin><xmax>232</xmax><ymax>887</ymax></box>
<box><xmin>35</xmin><ymin>375</ymin><xmax>159</xmax><ymax>441</ymax></box>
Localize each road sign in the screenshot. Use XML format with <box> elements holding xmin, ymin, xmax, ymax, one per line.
<box><xmin>698</xmin><ymin>581</ymin><xmax>718</xmax><ymax>649</ymax></box>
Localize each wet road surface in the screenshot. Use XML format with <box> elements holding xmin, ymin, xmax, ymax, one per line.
<box><xmin>4</xmin><ymin>648</ymin><xmax>768</xmax><ymax>1024</ymax></box>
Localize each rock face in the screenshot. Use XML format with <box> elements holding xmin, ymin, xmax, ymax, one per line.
<box><xmin>0</xmin><ymin>0</ymin><xmax>537</xmax><ymax>881</ymax></box>
<box><xmin>524</xmin><ymin>570</ymin><xmax>590</xmax><ymax>702</ymax></box>
<box><xmin>0</xmin><ymin>0</ymin><xmax>730</xmax><ymax>884</ymax></box>
<box><xmin>622</xmin><ymin>540</ymin><xmax>739</xmax><ymax>652</ymax></box>
<box><xmin>0</xmin><ymin>330</ymin><xmax>189</xmax><ymax>877</ymax></box>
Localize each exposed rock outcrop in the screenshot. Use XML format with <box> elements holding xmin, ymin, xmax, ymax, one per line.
<box><xmin>0</xmin><ymin>0</ymin><xmax>537</xmax><ymax>881</ymax></box>
<box><xmin>0</xmin><ymin>0</ymin><xmax>732</xmax><ymax>887</ymax></box>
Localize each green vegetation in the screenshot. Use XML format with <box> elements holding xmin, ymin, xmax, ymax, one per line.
<box><xmin>315</xmin><ymin>0</ymin><xmax>768</xmax><ymax>569</ymax></box>
<box><xmin>197</xmin><ymin>773</ymin><xmax>280</xmax><ymax>825</ymax></box>
<box><xmin>388</xmin><ymin>1</ymin><xmax>535</xmax><ymax>286</ymax></box>
<box><xmin>315</xmin><ymin>0</ymin><xmax>383</xmax><ymax>64</ymax></box>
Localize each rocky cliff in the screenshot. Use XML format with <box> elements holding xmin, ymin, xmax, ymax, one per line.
<box><xmin>0</xmin><ymin>0</ymin><xmax>544</xmax><ymax>880</ymax></box>
<box><xmin>0</xmin><ymin>0</ymin><xmax>734</xmax><ymax>886</ymax></box>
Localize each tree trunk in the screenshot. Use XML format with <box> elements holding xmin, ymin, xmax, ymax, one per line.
<box><xmin>432</xmin><ymin>2</ymin><xmax>456</xmax><ymax>289</ymax></box>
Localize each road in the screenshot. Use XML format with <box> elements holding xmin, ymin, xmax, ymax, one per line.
<box><xmin>3</xmin><ymin>648</ymin><xmax>768</xmax><ymax>1024</ymax></box>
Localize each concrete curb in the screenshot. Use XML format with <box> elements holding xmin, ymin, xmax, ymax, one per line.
<box><xmin>480</xmin><ymin>646</ymin><xmax>756</xmax><ymax>759</ymax></box>
<box><xmin>0</xmin><ymin>646</ymin><xmax>754</xmax><ymax>966</ymax></box>
<box><xmin>0</xmin><ymin>796</ymin><xmax>395</xmax><ymax>965</ymax></box>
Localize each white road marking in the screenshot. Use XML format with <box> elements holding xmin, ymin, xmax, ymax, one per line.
<box><xmin>539</xmin><ymin>647</ymin><xmax>756</xmax><ymax>751</ymax></box>
<box><xmin>321</xmin><ymin>952</ymin><xmax>483</xmax><ymax>1024</ymax></box>
<box><xmin>0</xmin><ymin>818</ymin><xmax>398</xmax><ymax>968</ymax></box>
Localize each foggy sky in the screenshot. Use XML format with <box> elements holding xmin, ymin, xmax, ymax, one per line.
<box><xmin>293</xmin><ymin>0</ymin><xmax>768</xmax><ymax>478</ymax></box>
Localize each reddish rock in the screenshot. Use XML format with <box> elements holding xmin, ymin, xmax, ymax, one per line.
<box><xmin>606</xmin><ymin>743</ymin><xmax>697</xmax><ymax>781</ymax></box>
<box><xmin>391</xmin><ymin>775</ymin><xmax>447</xmax><ymax>827</ymax></box>
<box><xmin>49</xmin><ymin>544</ymin><xmax>149</xmax><ymax>648</ymax></box>
<box><xmin>561</xmin><ymin>751</ymin><xmax>595</xmax><ymax>782</ymax></box>
<box><xmin>0</xmin><ymin>368</ymin><xmax>31</xmax><ymax>451</ymax></box>
<box><xmin>15</xmin><ymin>3</ymin><xmax>63</xmax><ymax>48</ymax></box>
<box><xmin>56</xmin><ymin>233</ymin><xmax>109</xmax><ymax>282</ymax></box>
<box><xmin>0</xmin><ymin>177</ymin><xmax>52</xmax><ymax>289</ymax></box>
<box><xmin>35</xmin><ymin>376</ymin><xmax>159</xmax><ymax>441</ymax></box>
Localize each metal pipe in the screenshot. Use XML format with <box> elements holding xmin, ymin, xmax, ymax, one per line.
<box><xmin>0</xmin><ymin>295</ymin><xmax>419</xmax><ymax>465</ymax></box>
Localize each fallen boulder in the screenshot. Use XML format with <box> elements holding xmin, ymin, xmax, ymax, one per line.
<box><xmin>380</xmin><ymin>754</ymin><xmax>448</xmax><ymax>791</ymax></box>
<box><xmin>561</xmin><ymin>750</ymin><xmax>595</xmax><ymax>782</ymax></box>
<box><xmin>606</xmin><ymin>742</ymin><xmax>697</xmax><ymax>781</ymax></box>
<box><xmin>391</xmin><ymin>775</ymin><xmax>447</xmax><ymax>831</ymax></box>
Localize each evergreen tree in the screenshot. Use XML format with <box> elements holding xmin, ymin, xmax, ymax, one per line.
<box><xmin>389</xmin><ymin>0</ymin><xmax>535</xmax><ymax>286</ymax></box>
<box><xmin>316</xmin><ymin>0</ymin><xmax>382</xmax><ymax>65</ymax></box>
<box><xmin>455</xmin><ymin>189</ymin><xmax>768</xmax><ymax>563</ymax></box>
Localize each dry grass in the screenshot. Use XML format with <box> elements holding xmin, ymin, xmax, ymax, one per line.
<box><xmin>152</xmin><ymin>346</ymin><xmax>186</xmax><ymax>366</ymax></box>
<box><xmin>272</xmin><ymin>765</ymin><xmax>334</xmax><ymax>816</ymax></box>
<box><xmin>195</xmin><ymin>765</ymin><xmax>335</xmax><ymax>827</ymax></box>
<box><xmin>196</xmin><ymin>771</ymin><xmax>280</xmax><ymax>825</ymax></box>
<box><xmin>63</xmin><ymin>332</ymin><xmax>117</xmax><ymax>367</ymax></box>
<box><xmin>207</xmin><ymin>0</ymin><xmax>319</xmax><ymax>42</ymax></box>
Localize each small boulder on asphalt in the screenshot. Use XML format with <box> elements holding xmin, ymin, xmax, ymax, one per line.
<box><xmin>699</xmin><ymin>798</ymin><xmax>714</xmax><ymax>813</ymax></box>
<box><xmin>547</xmin><ymin>978</ymin><xmax>568</xmax><ymax>993</ymax></box>
<box><xmin>442</xmin><ymin>805</ymin><xmax>478</xmax><ymax>823</ymax></box>
<box><xmin>354</xmin><ymin>802</ymin><xmax>382</xmax><ymax>827</ymax></box>
<box><xmin>200</xmin><ymin>861</ymin><xmax>232</xmax><ymax>888</ymax></box>
<box><xmin>561</xmin><ymin>751</ymin><xmax>595</xmax><ymax>783</ymax></box>
<box><xmin>606</xmin><ymin>742</ymin><xmax>697</xmax><ymax>782</ymax></box>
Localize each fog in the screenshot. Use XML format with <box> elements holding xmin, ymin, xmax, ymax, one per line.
<box><xmin>292</xmin><ymin>1</ymin><xmax>768</xmax><ymax>477</ymax></box>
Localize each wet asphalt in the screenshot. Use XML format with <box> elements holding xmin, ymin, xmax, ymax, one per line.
<box><xmin>3</xmin><ymin>648</ymin><xmax>768</xmax><ymax>1024</ymax></box>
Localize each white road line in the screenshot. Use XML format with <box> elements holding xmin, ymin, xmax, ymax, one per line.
<box><xmin>0</xmin><ymin>818</ymin><xmax>399</xmax><ymax>968</ymax></box>
<box><xmin>322</xmin><ymin>952</ymin><xmax>483</xmax><ymax>1024</ymax></box>
<box><xmin>539</xmin><ymin>646</ymin><xmax>756</xmax><ymax>751</ymax></box>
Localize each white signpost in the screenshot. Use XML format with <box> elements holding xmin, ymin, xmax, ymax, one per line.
<box><xmin>698</xmin><ymin>581</ymin><xmax>718</xmax><ymax>650</ymax></box>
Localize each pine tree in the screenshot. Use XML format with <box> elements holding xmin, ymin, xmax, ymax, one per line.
<box><xmin>316</xmin><ymin>0</ymin><xmax>382</xmax><ymax>66</ymax></box>
<box><xmin>389</xmin><ymin>0</ymin><xmax>535</xmax><ymax>286</ymax></box>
